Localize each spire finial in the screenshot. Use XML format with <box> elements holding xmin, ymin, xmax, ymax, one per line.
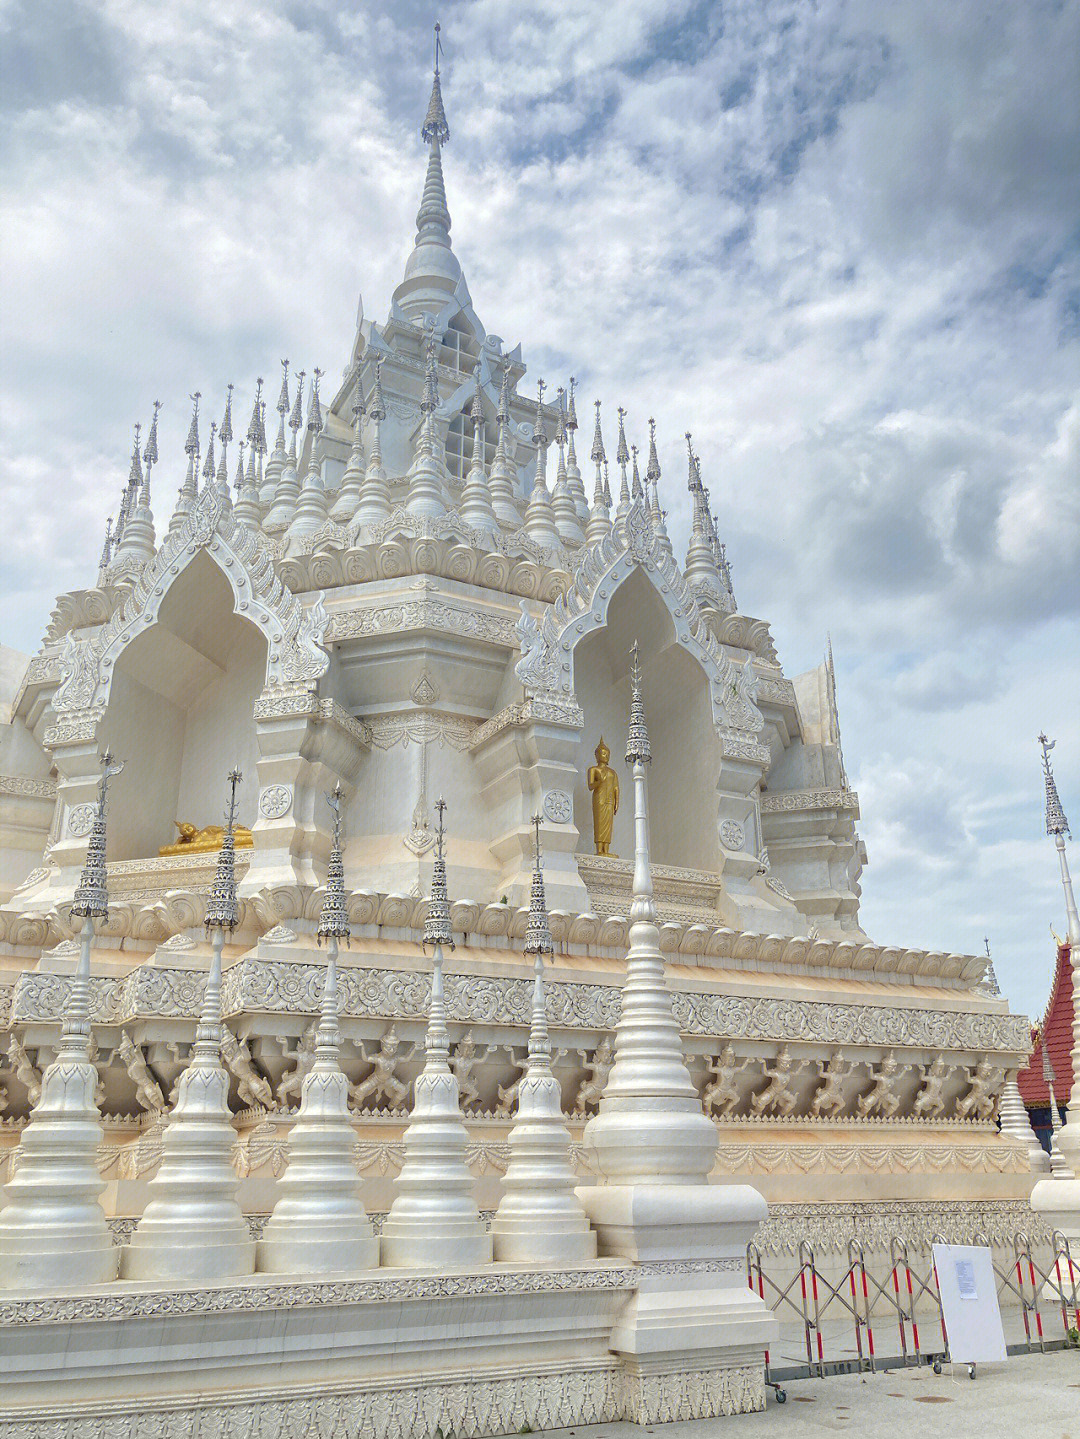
<box><xmin>317</xmin><ymin>783</ymin><xmax>351</xmax><ymax>947</ymax></box>
<box><xmin>234</xmin><ymin>440</ymin><xmax>246</xmax><ymax>494</ymax></box>
<box><xmin>202</xmin><ymin>420</ymin><xmax>217</xmax><ymax>483</ymax></box>
<box><xmin>626</xmin><ymin>641</ymin><xmax>651</xmax><ymax>765</ymax></box>
<box><xmin>219</xmin><ymin>382</ymin><xmax>234</xmax><ymax>448</ymax></box>
<box><xmin>590</xmin><ymin>399</ymin><xmax>605</xmax><ymax>466</ymax></box>
<box><xmin>421</xmin><ymin>331</ymin><xmax>440</xmax><ymax>414</ymax></box>
<box><xmin>128</xmin><ymin>423</ymin><xmax>143</xmax><ymax>489</ymax></box>
<box><xmin>567</xmin><ymin>377</ymin><xmax>579</xmax><ymax>431</ymax></box>
<box><xmin>423</xmin><ymin>798</ymin><xmax>454</xmax><ymax>950</ymax></box>
<box><xmin>646</xmin><ymin>416</ymin><xmax>660</xmax><ymax>483</ymax></box>
<box><xmin>205</xmin><ymin>769</ymin><xmax>242</xmax><ymax>933</ymax></box>
<box><xmin>143</xmin><ymin>402</ymin><xmax>161</xmax><ymax>472</ymax></box>
<box><xmin>308</xmin><ymin>368</ymin><xmax>323</xmax><ymax>434</ymax></box>
<box><xmin>1040</xmin><ymin>734</ymin><xmax>1071</xmax><ymax>836</ymax></box>
<box><xmin>533</xmin><ymin>378</ymin><xmax>547</xmax><ymax>445</ymax></box>
<box><xmin>244</xmin><ymin>378</ymin><xmax>262</xmax><ymax>451</ymax></box>
<box><xmin>421</xmin><ymin>23</ymin><xmax>450</xmax><ymax>145</ymax></box>
<box><xmin>184</xmin><ymin>393</ymin><xmax>201</xmax><ymax>459</ymax></box>
<box><xmin>523</xmin><ymin>813</ymin><xmax>554</xmax><ymax>957</ymax></box>
<box><xmin>631</xmin><ymin>443</ymin><xmax>642</xmax><ymax>500</ymax></box>
<box><xmin>616</xmin><ymin>406</ymin><xmax>629</xmax><ymax>466</ymax></box>
<box><xmin>70</xmin><ymin>750</ymin><xmax>124</xmax><ymax>922</ymax></box>
<box><xmin>369</xmin><ymin>356</ymin><xmax>386</xmax><ymax>421</ymax></box>
<box><xmin>276</xmin><ymin>359</ymin><xmax>290</xmax><ymax>416</ymax></box>
<box><xmin>289</xmin><ymin>370</ymin><xmax>305</xmax><ymax>435</ymax></box>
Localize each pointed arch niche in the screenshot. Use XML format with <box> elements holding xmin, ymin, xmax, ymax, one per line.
<box><xmin>571</xmin><ymin>568</ymin><xmax>721</xmax><ymax>872</ymax></box>
<box><xmin>100</xmin><ymin>552</ymin><xmax>267</xmax><ymax>861</ymax></box>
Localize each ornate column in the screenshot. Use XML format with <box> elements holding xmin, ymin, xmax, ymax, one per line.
<box><xmin>121</xmin><ymin>771</ymin><xmax>256</xmax><ymax>1282</ymax></box>
<box><xmin>490</xmin><ymin>816</ymin><xmax>596</xmax><ymax>1263</ymax></box>
<box><xmin>257</xmin><ymin>786</ymin><xmax>379</xmax><ymax>1272</ymax></box>
<box><xmin>0</xmin><ymin>753</ymin><xmax>122</xmax><ymax>1290</ymax></box>
<box><xmin>470</xmin><ymin>693</ymin><xmax>588</xmax><ymax>913</ymax></box>
<box><xmin>576</xmin><ymin>645</ymin><xmax>776</xmax><ymax>1423</ymax></box>
<box><xmin>246</xmin><ymin>686</ymin><xmax>370</xmax><ymax>892</ymax></box>
<box><xmin>380</xmin><ymin>803</ymin><xmax>492</xmax><ymax>1268</ymax></box>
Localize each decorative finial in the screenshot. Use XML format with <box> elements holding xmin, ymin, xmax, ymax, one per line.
<box><xmin>1039</xmin><ymin>734</ymin><xmax>1070</xmax><ymax>836</ymax></box>
<box><xmin>245</xmin><ymin>379</ymin><xmax>262</xmax><ymax>449</ymax></box>
<box><xmin>202</xmin><ymin>420</ymin><xmax>217</xmax><ymax>482</ymax></box>
<box><xmin>625</xmin><ymin>641</ymin><xmax>651</xmax><ymax>765</ymax></box>
<box><xmin>235</xmin><ymin>440</ymin><xmax>246</xmax><ymax>493</ymax></box>
<box><xmin>470</xmin><ymin>363</ymin><xmax>484</xmax><ymax>424</ymax></box>
<box><xmin>421</xmin><ymin>332</ymin><xmax>440</xmax><ymax>414</ymax></box>
<box><xmin>631</xmin><ymin>443</ymin><xmax>642</xmax><ymax>499</ymax></box>
<box><xmin>289</xmin><ymin>370</ymin><xmax>305</xmax><ymax>435</ymax></box>
<box><xmin>523</xmin><ymin>814</ymin><xmax>554</xmax><ymax>957</ymax></box>
<box><xmin>555</xmin><ymin>387</ymin><xmax>567</xmax><ymax>450</ymax></box>
<box><xmin>497</xmin><ymin>363</ymin><xmax>512</xmax><ymax>427</ymax></box>
<box><xmin>352</xmin><ymin>361</ymin><xmax>366</xmax><ymax>426</ymax></box>
<box><xmin>567</xmin><ymin>377</ymin><xmax>578</xmax><ymax>431</ymax></box>
<box><xmin>318</xmin><ymin>783</ymin><xmax>351</xmax><ymax>946</ymax></box>
<box><xmin>70</xmin><ymin>750</ymin><xmax>124</xmax><ymax>921</ymax></box>
<box><xmin>276</xmin><ymin>360</ymin><xmax>290</xmax><ymax>417</ymax></box>
<box><xmin>205</xmin><ymin>769</ymin><xmax>242</xmax><ymax>933</ymax></box>
<box><xmin>422</xmin><ymin>23</ymin><xmax>450</xmax><ymax>145</ymax></box>
<box><xmin>616</xmin><ymin>407</ymin><xmax>629</xmax><ymax>467</ymax></box>
<box><xmin>143</xmin><ymin>402</ymin><xmax>161</xmax><ymax>471</ymax></box>
<box><xmin>219</xmin><ymin>383</ymin><xmax>234</xmax><ymax>448</ymax></box>
<box><xmin>184</xmin><ymin>393</ymin><xmax>201</xmax><ymax>458</ymax></box>
<box><xmin>646</xmin><ymin>417</ymin><xmax>660</xmax><ymax>483</ymax></box>
<box><xmin>369</xmin><ymin>356</ymin><xmax>386</xmax><ymax>421</ymax></box>
<box><xmin>99</xmin><ymin>515</ymin><xmax>114</xmax><ymax>570</ymax></box>
<box><xmin>423</xmin><ymin>798</ymin><xmax>454</xmax><ymax>950</ymax></box>
<box><xmin>308</xmin><ymin>369</ymin><xmax>323</xmax><ymax>435</ymax></box>
<box><xmin>590</xmin><ymin>399</ymin><xmax>605</xmax><ymax>465</ymax></box>
<box><xmin>533</xmin><ymin>379</ymin><xmax>547</xmax><ymax>445</ymax></box>
<box><xmin>128</xmin><ymin>424</ymin><xmax>143</xmax><ymax>489</ymax></box>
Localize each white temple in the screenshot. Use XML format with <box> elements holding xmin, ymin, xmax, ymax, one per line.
<box><xmin>0</xmin><ymin>29</ymin><xmax>1066</xmax><ymax>1438</ymax></box>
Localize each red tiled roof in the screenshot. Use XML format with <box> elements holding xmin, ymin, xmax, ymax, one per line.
<box><xmin>1018</xmin><ymin>942</ymin><xmax>1074</xmax><ymax>1107</ymax></box>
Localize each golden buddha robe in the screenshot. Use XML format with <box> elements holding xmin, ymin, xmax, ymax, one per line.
<box><xmin>158</xmin><ymin>821</ymin><xmax>254</xmax><ymax>856</ymax></box>
<box><xmin>587</xmin><ymin>739</ymin><xmax>619</xmax><ymax>856</ymax></box>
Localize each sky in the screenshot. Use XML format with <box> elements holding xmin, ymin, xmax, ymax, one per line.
<box><xmin>1</xmin><ymin>0</ymin><xmax>1078</xmax><ymax>1021</ymax></box>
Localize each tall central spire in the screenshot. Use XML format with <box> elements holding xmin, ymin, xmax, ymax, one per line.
<box><xmin>393</xmin><ymin>23</ymin><xmax>463</xmax><ymax>322</ymax></box>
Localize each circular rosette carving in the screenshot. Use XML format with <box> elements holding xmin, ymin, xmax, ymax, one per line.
<box><xmin>706</xmin><ymin>926</ymin><xmax>737</xmax><ymax>958</ymax></box>
<box><xmin>276</xmin><ymin>558</ymin><xmax>309</xmax><ymax>591</ymax></box>
<box><xmin>410</xmin><ymin>538</ymin><xmax>440</xmax><ymax>574</ymax></box>
<box><xmin>137</xmin><ymin>968</ymin><xmax>206</xmax><ymax>1017</ymax></box>
<box><xmin>477</xmin><ymin>553</ymin><xmax>510</xmax><ymax>590</ymax></box>
<box><xmin>755</xmin><ymin>934</ymin><xmax>785</xmax><ymax>965</ymax></box>
<box><xmin>344</xmin><ymin>549</ymin><xmax>375</xmax><ymax>585</ymax></box>
<box><xmin>308</xmin><ymin>555</ymin><xmax>341</xmax><ymax>589</ymax></box>
<box><xmin>597</xmin><ymin>915</ymin><xmax>627</xmax><ymax>948</ymax></box>
<box><xmin>678</xmin><ymin>923</ymin><xmax>711</xmax><ymax>956</ymax></box>
<box><xmin>450</xmin><ymin>900</ymin><xmax>481</xmax><ymax>935</ymax></box>
<box><xmin>450</xmin><ymin>974</ymin><xmax>503</xmax><ymax>1024</ymax></box>
<box><xmin>780</xmin><ymin>936</ymin><xmax>808</xmax><ymax>966</ymax></box>
<box><xmin>478</xmin><ymin>903</ymin><xmax>513</xmax><ymax>936</ymax></box>
<box><xmin>10</xmin><ymin>915</ymin><xmax>51</xmax><ymax>948</ymax></box>
<box><xmin>540</xmin><ymin>567</ymin><xmax>572</xmax><ymax>603</ymax></box>
<box><xmin>508</xmin><ymin>561</ymin><xmax>541</xmax><ymax>598</ymax></box>
<box><xmin>376</xmin><ymin>542</ymin><xmax>407</xmax><ymax>580</ymax></box>
<box><xmin>132</xmin><ymin>907</ymin><xmax>167</xmax><ymax>942</ymax></box>
<box><xmin>806</xmin><ymin>940</ymin><xmax>834</xmax><ymax>968</ymax></box>
<box><xmin>377</xmin><ymin>893</ymin><xmax>415</xmax><ymax>929</ymax></box>
<box><xmin>732</xmin><ymin>932</ymin><xmax>760</xmax><ymax>962</ymax></box>
<box><xmin>445</xmin><ymin>545</ymin><xmax>479</xmax><ymax>584</ymax></box>
<box><xmin>658</xmin><ymin>922</ymin><xmax>682</xmax><ymax>953</ymax></box>
<box><xmin>347</xmin><ymin>890</ymin><xmax>380</xmax><ymax>926</ymax></box>
<box><xmin>568</xmin><ymin>913</ymin><xmax>600</xmax><ymax>946</ymax></box>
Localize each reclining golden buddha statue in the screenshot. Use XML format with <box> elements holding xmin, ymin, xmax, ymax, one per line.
<box><xmin>158</xmin><ymin>820</ymin><xmax>254</xmax><ymax>856</ymax></box>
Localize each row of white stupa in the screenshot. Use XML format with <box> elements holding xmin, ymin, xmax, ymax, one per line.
<box><xmin>0</xmin><ymin>659</ymin><xmax>749</xmax><ymax>1290</ymax></box>
<box><xmin>98</xmin><ymin>353</ymin><xmax>735</xmax><ymax>605</ymax></box>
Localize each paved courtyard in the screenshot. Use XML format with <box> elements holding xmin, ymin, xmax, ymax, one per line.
<box><xmin>528</xmin><ymin>1347</ymin><xmax>1079</xmax><ymax>1439</ymax></box>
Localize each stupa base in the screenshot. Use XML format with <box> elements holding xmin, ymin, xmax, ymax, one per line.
<box><xmin>256</xmin><ymin>1231</ymin><xmax>380</xmax><ymax>1274</ymax></box>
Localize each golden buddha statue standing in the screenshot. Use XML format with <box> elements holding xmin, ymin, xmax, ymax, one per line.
<box><xmin>587</xmin><ymin>738</ymin><xmax>619</xmax><ymax>856</ymax></box>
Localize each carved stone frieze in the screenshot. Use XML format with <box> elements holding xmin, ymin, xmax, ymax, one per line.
<box><xmin>0</xmin><ymin>775</ymin><xmax>57</xmax><ymax>800</ymax></box>
<box><xmin>751</xmin><ymin>1198</ymin><xmax>1052</xmax><ymax>1257</ymax></box>
<box><xmin>325</xmin><ymin>598</ymin><xmax>518</xmax><ymax>648</ymax></box>
<box><xmin>43</xmin><ymin>708</ymin><xmax>105</xmax><ymax>749</ymax></box>
<box><xmin>760</xmin><ymin>788</ymin><xmax>860</xmax><ymax>814</ymax></box>
<box><xmin>714</xmin><ymin>1139</ymin><xmax>1027</xmax><ymax>1176</ymax></box>
<box><xmin>365</xmin><ymin>711</ymin><xmax>476</xmax><ymax>752</ymax></box>
<box><xmin>0</xmin><ymin>1264</ymin><xmax>638</xmax><ymax>1327</ymax></box>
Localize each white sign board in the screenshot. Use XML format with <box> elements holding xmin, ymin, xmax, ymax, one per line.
<box><xmin>932</xmin><ymin>1243</ymin><xmax>1007</xmax><ymax>1365</ymax></box>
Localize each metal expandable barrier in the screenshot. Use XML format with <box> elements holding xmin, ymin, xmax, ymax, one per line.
<box><xmin>747</xmin><ymin>1230</ymin><xmax>1080</xmax><ymax>1387</ymax></box>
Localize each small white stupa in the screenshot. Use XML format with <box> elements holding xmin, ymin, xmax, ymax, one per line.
<box><xmin>380</xmin><ymin>800</ymin><xmax>493</xmax><ymax>1268</ymax></box>
<box><xmin>257</xmin><ymin>784</ymin><xmax>379</xmax><ymax>1273</ymax></box>
<box><xmin>0</xmin><ymin>752</ymin><xmax>124</xmax><ymax>1290</ymax></box>
<box><xmin>491</xmin><ymin>815</ymin><xmax>597</xmax><ymax>1263</ymax></box>
<box><xmin>120</xmin><ymin>770</ymin><xmax>256</xmax><ymax>1282</ymax></box>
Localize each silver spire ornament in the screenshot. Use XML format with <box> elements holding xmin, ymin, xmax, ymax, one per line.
<box><xmin>1040</xmin><ymin>734</ymin><xmax>1071</xmax><ymax>836</ymax></box>
<box><xmin>317</xmin><ymin>784</ymin><xmax>351</xmax><ymax>945</ymax></box>
<box><xmin>71</xmin><ymin>750</ymin><xmax>125</xmax><ymax>921</ymax></box>
<box><xmin>523</xmin><ymin>814</ymin><xmax>554</xmax><ymax>957</ymax></box>
<box><xmin>625</xmin><ymin>641</ymin><xmax>651</xmax><ymax>765</ymax></box>
<box><xmin>204</xmin><ymin>769</ymin><xmax>242</xmax><ymax>933</ymax></box>
<box><xmin>423</xmin><ymin>798</ymin><xmax>454</xmax><ymax>950</ymax></box>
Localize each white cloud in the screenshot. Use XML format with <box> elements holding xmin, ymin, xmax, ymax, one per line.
<box><xmin>1</xmin><ymin>0</ymin><xmax>1078</xmax><ymax>1020</ymax></box>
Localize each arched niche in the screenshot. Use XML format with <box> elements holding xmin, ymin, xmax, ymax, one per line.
<box><xmin>100</xmin><ymin>551</ymin><xmax>267</xmax><ymax>861</ymax></box>
<box><xmin>571</xmin><ymin>567</ymin><xmax>722</xmax><ymax>872</ymax></box>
